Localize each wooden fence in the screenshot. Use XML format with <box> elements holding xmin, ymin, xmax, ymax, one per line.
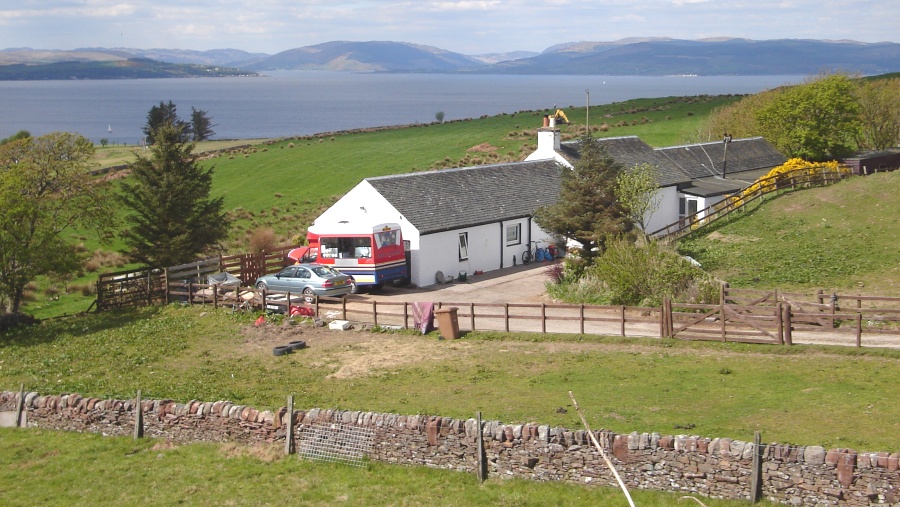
<box><xmin>650</xmin><ymin>164</ymin><xmax>854</xmax><ymax>240</ymax></box>
<box><xmin>96</xmin><ymin>245</ymin><xmax>301</xmax><ymax>311</ymax></box>
<box><xmin>170</xmin><ymin>282</ymin><xmax>900</xmax><ymax>349</ymax></box>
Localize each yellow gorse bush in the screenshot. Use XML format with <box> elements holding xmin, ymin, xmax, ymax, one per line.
<box><xmin>723</xmin><ymin>158</ymin><xmax>851</xmax><ymax>210</ymax></box>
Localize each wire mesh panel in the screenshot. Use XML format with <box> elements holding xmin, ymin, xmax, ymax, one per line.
<box><xmin>297</xmin><ymin>421</ymin><xmax>375</xmax><ymax>467</ymax></box>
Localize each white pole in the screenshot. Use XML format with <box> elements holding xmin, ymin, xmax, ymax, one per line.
<box><xmin>569</xmin><ymin>391</ymin><xmax>636</xmax><ymax>507</ymax></box>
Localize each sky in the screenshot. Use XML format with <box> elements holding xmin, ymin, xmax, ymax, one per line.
<box><xmin>0</xmin><ymin>0</ymin><xmax>897</xmax><ymax>56</ymax></box>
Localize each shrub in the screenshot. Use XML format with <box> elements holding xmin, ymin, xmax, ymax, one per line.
<box><xmin>590</xmin><ymin>236</ymin><xmax>716</xmax><ymax>307</ymax></box>
<box><xmin>248</xmin><ymin>228</ymin><xmax>278</xmax><ymax>253</ymax></box>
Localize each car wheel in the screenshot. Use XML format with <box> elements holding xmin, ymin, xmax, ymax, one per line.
<box><xmin>256</xmin><ymin>281</ymin><xmax>268</xmax><ymax>290</ymax></box>
<box><xmin>349</xmin><ymin>278</ymin><xmax>359</xmax><ymax>294</ymax></box>
<box><xmin>303</xmin><ymin>287</ymin><xmax>316</xmax><ymax>303</ymax></box>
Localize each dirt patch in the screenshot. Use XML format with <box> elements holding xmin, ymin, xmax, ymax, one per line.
<box><xmin>706</xmin><ymin>231</ymin><xmax>758</xmax><ymax>243</ymax></box>
<box><xmin>467</xmin><ymin>142</ymin><xmax>498</xmax><ymax>153</ymax></box>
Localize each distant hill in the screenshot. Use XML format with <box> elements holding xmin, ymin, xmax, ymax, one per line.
<box><xmin>2</xmin><ymin>38</ymin><xmax>898</xmax><ymax>78</ymax></box>
<box><xmin>244</xmin><ymin>41</ymin><xmax>483</xmax><ymax>72</ymax></box>
<box><xmin>0</xmin><ymin>57</ymin><xmax>257</xmax><ymax>80</ymax></box>
<box><xmin>486</xmin><ymin>38</ymin><xmax>900</xmax><ymax>75</ymax></box>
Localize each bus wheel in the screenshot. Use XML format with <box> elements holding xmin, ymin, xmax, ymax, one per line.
<box><xmin>371</xmin><ymin>283</ymin><xmax>384</xmax><ymax>292</ymax></box>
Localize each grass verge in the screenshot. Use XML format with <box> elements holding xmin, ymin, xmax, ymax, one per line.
<box><xmin>0</xmin><ymin>428</ymin><xmax>781</xmax><ymax>507</ymax></box>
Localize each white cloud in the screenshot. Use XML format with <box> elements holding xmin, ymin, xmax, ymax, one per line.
<box><xmin>0</xmin><ymin>0</ymin><xmax>896</xmax><ymax>53</ymax></box>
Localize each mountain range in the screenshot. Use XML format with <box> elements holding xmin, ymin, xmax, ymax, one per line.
<box><xmin>2</xmin><ymin>38</ymin><xmax>898</xmax><ymax>79</ymax></box>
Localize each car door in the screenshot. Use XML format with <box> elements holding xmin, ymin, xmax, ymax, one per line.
<box><xmin>270</xmin><ymin>266</ymin><xmax>297</xmax><ymax>292</ymax></box>
<box><xmin>293</xmin><ymin>267</ymin><xmax>313</xmax><ymax>293</ymax></box>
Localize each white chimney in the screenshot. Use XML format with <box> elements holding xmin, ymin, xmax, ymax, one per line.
<box><xmin>524</xmin><ymin>123</ymin><xmax>570</xmax><ymax>168</ymax></box>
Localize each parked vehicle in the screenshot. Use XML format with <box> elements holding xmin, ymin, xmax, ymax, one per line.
<box><xmin>254</xmin><ymin>263</ymin><xmax>352</xmax><ymax>302</ymax></box>
<box><xmin>306</xmin><ymin>222</ymin><xmax>408</xmax><ymax>293</ymax></box>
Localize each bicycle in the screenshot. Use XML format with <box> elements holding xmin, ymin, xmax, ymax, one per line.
<box><xmin>521</xmin><ymin>241</ymin><xmax>547</xmax><ymax>265</ymax></box>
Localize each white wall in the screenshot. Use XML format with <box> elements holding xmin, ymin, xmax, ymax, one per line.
<box><xmin>411</xmin><ymin>217</ymin><xmax>557</xmax><ymax>287</ymax></box>
<box><xmin>644</xmin><ymin>186</ymin><xmax>680</xmax><ymax>234</ymax></box>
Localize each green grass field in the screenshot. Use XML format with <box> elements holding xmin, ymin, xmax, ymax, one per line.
<box><xmin>678</xmin><ymin>171</ymin><xmax>900</xmax><ymax>295</ymax></box>
<box><xmin>6</xmin><ymin>93</ymin><xmax>900</xmax><ymax>505</ymax></box>
<box><xmin>2</xmin><ymin>304</ymin><xmax>895</xmax><ymax>506</ymax></box>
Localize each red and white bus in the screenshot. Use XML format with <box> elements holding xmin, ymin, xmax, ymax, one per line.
<box><xmin>289</xmin><ymin>222</ymin><xmax>408</xmax><ymax>291</ymax></box>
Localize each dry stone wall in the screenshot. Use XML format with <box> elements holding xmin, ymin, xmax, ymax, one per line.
<box><xmin>2</xmin><ymin>390</ymin><xmax>897</xmax><ymax>506</ymax></box>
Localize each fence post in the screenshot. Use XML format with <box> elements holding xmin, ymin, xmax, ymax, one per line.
<box><xmin>213</xmin><ymin>285</ymin><xmax>218</xmax><ymax>310</ymax></box>
<box><xmin>775</xmin><ymin>302</ymin><xmax>784</xmax><ymax>345</ymax></box>
<box><xmin>783</xmin><ymin>304</ymin><xmax>793</xmax><ymax>346</ymax></box>
<box><xmin>504</xmin><ymin>304</ymin><xmax>509</xmax><ymax>332</ymax></box>
<box><xmin>476</xmin><ymin>411</ymin><xmax>486</xmax><ymax>483</ymax></box>
<box><xmin>470</xmin><ymin>303</ymin><xmax>475</xmax><ymax>331</ymax></box>
<box><xmin>750</xmin><ymin>431</ymin><xmax>762</xmax><ymax>502</ymax></box>
<box><xmin>188</xmin><ymin>281</ymin><xmax>194</xmax><ymax>306</ymax></box>
<box><xmin>373</xmin><ymin>301</ymin><xmax>378</xmax><ymax>327</ymax></box>
<box><xmin>580</xmin><ymin>304</ymin><xmax>585</xmax><ymax>335</ymax></box>
<box><xmin>285</xmin><ymin>395</ymin><xmax>295</xmax><ymax>455</ymax></box>
<box><xmin>15</xmin><ymin>383</ymin><xmax>25</xmax><ymax>428</ymax></box>
<box><xmin>721</xmin><ymin>294</ymin><xmax>727</xmax><ymax>342</ymax></box>
<box><xmin>342</xmin><ymin>296</ymin><xmax>347</xmax><ymax>320</ymax></box>
<box><xmin>403</xmin><ymin>302</ymin><xmax>409</xmax><ymax>329</ymax></box>
<box><xmin>541</xmin><ymin>303</ymin><xmax>546</xmax><ymax>334</ymax></box>
<box><xmin>620</xmin><ymin>305</ymin><xmax>626</xmax><ymax>336</ymax></box>
<box><xmin>133</xmin><ymin>390</ymin><xmax>143</xmax><ymax>439</ymax></box>
<box><xmin>856</xmin><ymin>313</ymin><xmax>862</xmax><ymax>348</ymax></box>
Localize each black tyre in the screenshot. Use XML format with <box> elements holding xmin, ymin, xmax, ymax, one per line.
<box><xmin>272</xmin><ymin>345</ymin><xmax>291</xmax><ymax>356</ymax></box>
<box><xmin>349</xmin><ymin>279</ymin><xmax>359</xmax><ymax>294</ymax></box>
<box><xmin>288</xmin><ymin>340</ymin><xmax>307</xmax><ymax>351</ymax></box>
<box><xmin>521</xmin><ymin>250</ymin><xmax>532</xmax><ymax>265</ymax></box>
<box><xmin>256</xmin><ymin>281</ymin><xmax>268</xmax><ymax>290</ymax></box>
<box><xmin>303</xmin><ymin>287</ymin><xmax>316</xmax><ymax>304</ymax></box>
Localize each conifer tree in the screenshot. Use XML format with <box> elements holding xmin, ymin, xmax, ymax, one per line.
<box><xmin>119</xmin><ymin>123</ymin><xmax>229</xmax><ymax>268</ymax></box>
<box><xmin>533</xmin><ymin>133</ymin><xmax>632</xmax><ymax>261</ymax></box>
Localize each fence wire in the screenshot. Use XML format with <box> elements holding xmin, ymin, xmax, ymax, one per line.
<box><xmin>297</xmin><ymin>421</ymin><xmax>375</xmax><ymax>467</ymax></box>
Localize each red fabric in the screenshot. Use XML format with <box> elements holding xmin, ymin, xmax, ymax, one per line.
<box><xmin>290</xmin><ymin>306</ymin><xmax>314</xmax><ymax>317</ymax></box>
<box><xmin>254</xmin><ymin>315</ymin><xmax>266</xmax><ymax>326</ymax></box>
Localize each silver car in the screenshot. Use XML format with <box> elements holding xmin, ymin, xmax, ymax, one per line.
<box><xmin>254</xmin><ymin>263</ymin><xmax>352</xmax><ymax>302</ymax></box>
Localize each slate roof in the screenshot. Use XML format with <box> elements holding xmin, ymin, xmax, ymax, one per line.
<box><xmin>366</xmin><ymin>159</ymin><xmax>563</xmax><ymax>235</ymax></box>
<box><xmin>561</xmin><ymin>136</ymin><xmax>690</xmax><ymax>187</ymax></box>
<box><xmin>656</xmin><ymin>137</ymin><xmax>786</xmax><ymax>180</ymax></box>
<box><xmin>558</xmin><ymin>135</ymin><xmax>785</xmax><ymax>189</ymax></box>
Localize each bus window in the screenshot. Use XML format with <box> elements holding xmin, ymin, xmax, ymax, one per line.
<box><xmin>321</xmin><ymin>237</ymin><xmax>372</xmax><ymax>259</ymax></box>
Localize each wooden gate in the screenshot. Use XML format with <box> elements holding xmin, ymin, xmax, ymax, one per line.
<box><xmin>664</xmin><ymin>300</ymin><xmax>783</xmax><ymax>344</ymax></box>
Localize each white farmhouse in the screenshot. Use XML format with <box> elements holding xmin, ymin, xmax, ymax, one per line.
<box><xmin>310</xmin><ymin>125</ymin><xmax>785</xmax><ymax>287</ymax></box>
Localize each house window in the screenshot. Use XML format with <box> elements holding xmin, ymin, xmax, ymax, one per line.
<box><xmin>458</xmin><ymin>233</ymin><xmax>469</xmax><ymax>261</ymax></box>
<box><xmin>505</xmin><ymin>224</ymin><xmax>521</xmax><ymax>245</ymax></box>
<box><xmin>679</xmin><ymin>197</ymin><xmax>698</xmax><ymax>218</ymax></box>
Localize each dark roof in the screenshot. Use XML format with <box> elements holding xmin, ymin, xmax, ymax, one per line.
<box><xmin>656</xmin><ymin>137</ymin><xmax>786</xmax><ymax>179</ymax></box>
<box><xmin>366</xmin><ymin>159</ymin><xmax>562</xmax><ymax>235</ymax></box>
<box><xmin>560</xmin><ymin>135</ymin><xmax>785</xmax><ymax>189</ymax></box>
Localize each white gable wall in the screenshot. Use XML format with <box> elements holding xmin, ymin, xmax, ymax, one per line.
<box><xmin>644</xmin><ymin>186</ymin><xmax>680</xmax><ymax>233</ymax></box>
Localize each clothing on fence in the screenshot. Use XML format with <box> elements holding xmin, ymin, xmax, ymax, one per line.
<box><xmin>412</xmin><ymin>302</ymin><xmax>435</xmax><ymax>335</ymax></box>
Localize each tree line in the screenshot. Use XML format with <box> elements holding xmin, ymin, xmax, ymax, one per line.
<box><xmin>703</xmin><ymin>73</ymin><xmax>899</xmax><ymax>161</ymax></box>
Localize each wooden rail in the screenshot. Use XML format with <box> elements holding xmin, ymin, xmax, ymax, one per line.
<box><xmin>650</xmin><ymin>165</ymin><xmax>853</xmax><ymax>240</ymax></box>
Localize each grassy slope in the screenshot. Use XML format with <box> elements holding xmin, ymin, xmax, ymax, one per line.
<box><xmin>677</xmin><ymin>171</ymin><xmax>900</xmax><ymax>295</ymax></box>
<box><xmin>3</xmin><ymin>306</ymin><xmax>898</xmax><ymax>452</ymax></box>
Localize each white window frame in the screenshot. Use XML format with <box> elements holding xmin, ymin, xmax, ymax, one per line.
<box><xmin>458</xmin><ymin>232</ymin><xmax>469</xmax><ymax>260</ymax></box>
<box><xmin>505</xmin><ymin>223</ymin><xmax>521</xmax><ymax>245</ymax></box>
